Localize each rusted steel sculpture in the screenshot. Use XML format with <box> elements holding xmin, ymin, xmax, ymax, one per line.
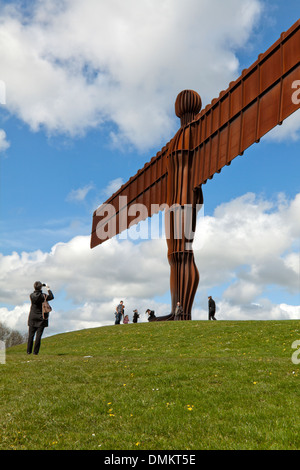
<box><xmin>91</xmin><ymin>19</ymin><xmax>300</xmax><ymax>321</ymax></box>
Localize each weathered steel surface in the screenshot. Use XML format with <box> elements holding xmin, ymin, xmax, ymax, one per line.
<box><xmin>165</xmin><ymin>93</ymin><xmax>203</xmax><ymax>319</ymax></box>
<box><xmin>91</xmin><ymin>19</ymin><xmax>300</xmax><ymax>249</ymax></box>
<box><xmin>91</xmin><ymin>143</ymin><xmax>169</xmax><ymax>247</ymax></box>
<box><xmin>91</xmin><ymin>19</ymin><xmax>300</xmax><ymax>320</ymax></box>
<box><xmin>190</xmin><ymin>18</ymin><xmax>300</xmax><ymax>189</ymax></box>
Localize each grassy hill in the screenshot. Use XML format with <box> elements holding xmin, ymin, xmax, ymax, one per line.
<box><xmin>1</xmin><ymin>320</ymin><xmax>300</xmax><ymax>450</ymax></box>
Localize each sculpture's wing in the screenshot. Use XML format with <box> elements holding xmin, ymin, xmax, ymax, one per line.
<box><xmin>190</xmin><ymin>19</ymin><xmax>300</xmax><ymax>190</ymax></box>
<box><xmin>91</xmin><ymin>144</ymin><xmax>169</xmax><ymax>248</ymax></box>
<box><xmin>91</xmin><ymin>19</ymin><xmax>300</xmax><ymax>249</ymax></box>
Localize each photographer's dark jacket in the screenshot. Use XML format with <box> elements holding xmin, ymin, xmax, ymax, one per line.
<box><xmin>28</xmin><ymin>289</ymin><xmax>54</xmax><ymax>328</ymax></box>
<box><xmin>208</xmin><ymin>298</ymin><xmax>216</xmax><ymax>314</ymax></box>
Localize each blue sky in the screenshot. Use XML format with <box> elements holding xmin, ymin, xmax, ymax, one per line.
<box><xmin>0</xmin><ymin>0</ymin><xmax>299</xmax><ymax>334</ymax></box>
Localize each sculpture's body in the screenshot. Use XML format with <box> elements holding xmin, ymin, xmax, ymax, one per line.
<box><xmin>165</xmin><ymin>90</ymin><xmax>203</xmax><ymax>320</ymax></box>
<box><xmin>91</xmin><ymin>20</ymin><xmax>300</xmax><ymax>321</ymax></box>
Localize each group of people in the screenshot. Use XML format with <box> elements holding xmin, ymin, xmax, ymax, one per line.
<box><xmin>114</xmin><ymin>302</ymin><xmax>187</xmax><ymax>323</ymax></box>
<box><xmin>26</xmin><ymin>281</ymin><xmax>217</xmax><ymax>355</ymax></box>
<box><xmin>114</xmin><ymin>301</ymin><xmax>140</xmax><ymax>325</ymax></box>
<box><xmin>115</xmin><ymin>297</ymin><xmax>217</xmax><ymax>324</ymax></box>
<box><xmin>174</xmin><ymin>298</ymin><xmax>217</xmax><ymax>321</ymax></box>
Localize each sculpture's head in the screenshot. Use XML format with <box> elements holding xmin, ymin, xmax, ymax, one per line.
<box><xmin>175</xmin><ymin>90</ymin><xmax>202</xmax><ymax>127</ymax></box>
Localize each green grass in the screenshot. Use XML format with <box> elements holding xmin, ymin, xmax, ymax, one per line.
<box><xmin>1</xmin><ymin>320</ymin><xmax>300</xmax><ymax>450</ymax></box>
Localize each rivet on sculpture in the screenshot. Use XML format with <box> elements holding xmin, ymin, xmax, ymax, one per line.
<box><xmin>91</xmin><ymin>20</ymin><xmax>300</xmax><ymax>321</ymax></box>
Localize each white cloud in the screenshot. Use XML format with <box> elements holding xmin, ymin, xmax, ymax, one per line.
<box><xmin>0</xmin><ymin>129</ymin><xmax>10</xmax><ymax>152</ymax></box>
<box><xmin>0</xmin><ymin>303</ymin><xmax>30</xmax><ymax>332</ymax></box>
<box><xmin>66</xmin><ymin>183</ymin><xmax>94</xmax><ymax>202</ymax></box>
<box><xmin>0</xmin><ymin>80</ymin><xmax>6</xmax><ymax>105</ymax></box>
<box><xmin>0</xmin><ymin>0</ymin><xmax>263</xmax><ymax>150</ymax></box>
<box><xmin>0</xmin><ymin>234</ymin><xmax>170</xmax><ymax>333</ymax></box>
<box><xmin>0</xmin><ymin>191</ymin><xmax>299</xmax><ymax>335</ymax></box>
<box><xmin>192</xmin><ymin>299</ymin><xmax>300</xmax><ymax>321</ymax></box>
<box><xmin>266</xmin><ymin>112</ymin><xmax>300</xmax><ymax>143</ymax></box>
<box><xmin>194</xmin><ymin>192</ymin><xmax>300</xmax><ymax>298</ymax></box>
<box><xmin>102</xmin><ymin>178</ymin><xmax>124</xmax><ymax>198</ymax></box>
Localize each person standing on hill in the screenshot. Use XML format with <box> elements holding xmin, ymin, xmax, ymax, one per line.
<box><xmin>174</xmin><ymin>301</ymin><xmax>184</xmax><ymax>320</ymax></box>
<box><xmin>27</xmin><ymin>281</ymin><xmax>54</xmax><ymax>355</ymax></box>
<box><xmin>146</xmin><ymin>309</ymin><xmax>156</xmax><ymax>321</ymax></box>
<box><xmin>132</xmin><ymin>309</ymin><xmax>140</xmax><ymax>323</ymax></box>
<box><xmin>208</xmin><ymin>296</ymin><xmax>217</xmax><ymax>321</ymax></box>
<box><xmin>115</xmin><ymin>301</ymin><xmax>124</xmax><ymax>324</ymax></box>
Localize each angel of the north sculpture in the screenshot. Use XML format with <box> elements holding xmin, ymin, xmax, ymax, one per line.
<box><xmin>91</xmin><ymin>19</ymin><xmax>300</xmax><ymax>321</ymax></box>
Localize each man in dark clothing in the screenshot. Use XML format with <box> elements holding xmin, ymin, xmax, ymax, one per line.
<box><xmin>132</xmin><ymin>309</ymin><xmax>140</xmax><ymax>323</ymax></box>
<box><xmin>146</xmin><ymin>309</ymin><xmax>156</xmax><ymax>321</ymax></box>
<box><xmin>208</xmin><ymin>296</ymin><xmax>217</xmax><ymax>320</ymax></box>
<box><xmin>115</xmin><ymin>301</ymin><xmax>124</xmax><ymax>324</ymax></box>
<box><xmin>27</xmin><ymin>281</ymin><xmax>54</xmax><ymax>355</ymax></box>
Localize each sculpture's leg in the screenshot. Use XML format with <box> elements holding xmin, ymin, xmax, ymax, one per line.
<box><xmin>168</xmin><ymin>251</ymin><xmax>199</xmax><ymax>320</ymax></box>
<box><xmin>165</xmin><ymin>202</ymin><xmax>200</xmax><ymax>320</ymax></box>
